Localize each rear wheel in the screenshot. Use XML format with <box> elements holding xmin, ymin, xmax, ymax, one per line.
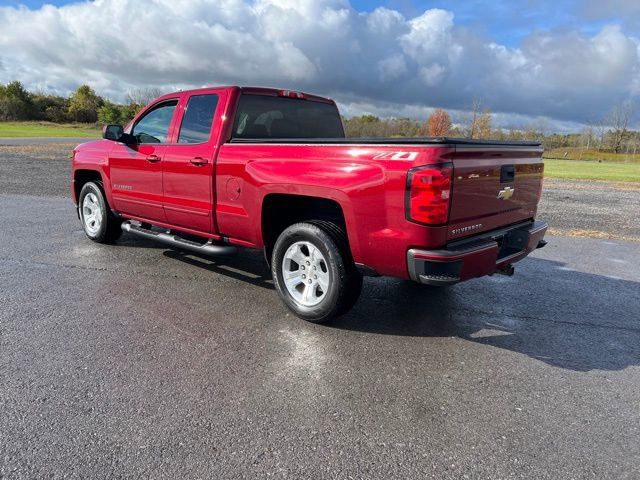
<box><xmin>78</xmin><ymin>182</ymin><xmax>122</xmax><ymax>243</ymax></box>
<box><xmin>271</xmin><ymin>222</ymin><xmax>362</xmax><ymax>323</ymax></box>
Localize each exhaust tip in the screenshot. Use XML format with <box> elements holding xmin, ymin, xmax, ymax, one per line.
<box><xmin>496</xmin><ymin>264</ymin><xmax>515</xmax><ymax>276</ymax></box>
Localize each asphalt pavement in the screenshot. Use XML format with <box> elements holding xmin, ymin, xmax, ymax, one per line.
<box><xmin>1</xmin><ymin>143</ymin><xmax>639</xmax><ymax>479</ymax></box>
<box><xmin>0</xmin><ymin>137</ymin><xmax>94</xmax><ymax>146</ymax></box>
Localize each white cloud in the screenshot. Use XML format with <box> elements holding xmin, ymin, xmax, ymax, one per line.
<box><xmin>400</xmin><ymin>9</ymin><xmax>455</xmax><ymax>62</ymax></box>
<box><xmin>419</xmin><ymin>63</ymin><xmax>446</xmax><ymax>86</ymax></box>
<box><xmin>377</xmin><ymin>54</ymin><xmax>408</xmax><ymax>81</ymax></box>
<box><xmin>0</xmin><ymin>0</ymin><xmax>638</xmax><ymax>130</ymax></box>
<box><xmin>366</xmin><ymin>7</ymin><xmax>404</xmax><ymax>34</ymax></box>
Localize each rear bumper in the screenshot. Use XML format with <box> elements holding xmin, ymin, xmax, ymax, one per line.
<box><xmin>407</xmin><ymin>220</ymin><xmax>547</xmax><ymax>286</ymax></box>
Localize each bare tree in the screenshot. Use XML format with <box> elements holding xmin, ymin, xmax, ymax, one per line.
<box><xmin>581</xmin><ymin>123</ymin><xmax>594</xmax><ymax>150</ymax></box>
<box><xmin>578</xmin><ymin>124</ymin><xmax>594</xmax><ymax>160</ymax></box>
<box><xmin>608</xmin><ymin>100</ymin><xmax>634</xmax><ymax>153</ymax></box>
<box><xmin>468</xmin><ymin>99</ymin><xmax>492</xmax><ymax>139</ymax></box>
<box><xmin>592</xmin><ymin>118</ymin><xmax>607</xmax><ymax>152</ymax></box>
<box><xmin>124</xmin><ymin>87</ymin><xmax>163</xmax><ymax>108</ymax></box>
<box><xmin>523</xmin><ymin>118</ymin><xmax>548</xmax><ymax>143</ymax></box>
<box><xmin>427</xmin><ymin>108</ymin><xmax>452</xmax><ymax>137</ymax></box>
<box><xmin>507</xmin><ymin>128</ymin><xmax>524</xmax><ymax>141</ymax></box>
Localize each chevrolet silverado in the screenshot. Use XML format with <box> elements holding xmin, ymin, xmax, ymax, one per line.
<box><xmin>72</xmin><ymin>86</ymin><xmax>547</xmax><ymax>323</ymax></box>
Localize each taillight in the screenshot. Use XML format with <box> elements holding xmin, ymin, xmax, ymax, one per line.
<box><xmin>406</xmin><ymin>163</ymin><xmax>452</xmax><ymax>225</ymax></box>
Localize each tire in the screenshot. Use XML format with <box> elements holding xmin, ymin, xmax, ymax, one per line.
<box><xmin>271</xmin><ymin>222</ymin><xmax>362</xmax><ymax>323</ymax></box>
<box><xmin>78</xmin><ymin>182</ymin><xmax>122</xmax><ymax>243</ymax></box>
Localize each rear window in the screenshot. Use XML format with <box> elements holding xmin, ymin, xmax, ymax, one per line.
<box><xmin>232</xmin><ymin>94</ymin><xmax>344</xmax><ymax>139</ymax></box>
<box><xmin>178</xmin><ymin>94</ymin><xmax>219</xmax><ymax>144</ymax></box>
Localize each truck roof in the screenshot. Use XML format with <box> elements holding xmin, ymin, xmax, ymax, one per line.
<box><xmin>158</xmin><ymin>86</ymin><xmax>335</xmax><ymax>104</ymax></box>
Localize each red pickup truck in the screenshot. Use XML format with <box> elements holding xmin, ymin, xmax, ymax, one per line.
<box><xmin>72</xmin><ymin>86</ymin><xmax>547</xmax><ymax>323</ymax></box>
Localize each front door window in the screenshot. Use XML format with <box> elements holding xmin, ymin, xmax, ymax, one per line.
<box><xmin>131</xmin><ymin>100</ymin><xmax>178</xmax><ymax>144</ymax></box>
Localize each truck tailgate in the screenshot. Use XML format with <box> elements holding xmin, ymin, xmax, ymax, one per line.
<box><xmin>447</xmin><ymin>145</ymin><xmax>544</xmax><ymax>240</ymax></box>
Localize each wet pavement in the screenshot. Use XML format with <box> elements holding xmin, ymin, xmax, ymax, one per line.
<box><xmin>1</xmin><ymin>145</ymin><xmax>639</xmax><ymax>478</ymax></box>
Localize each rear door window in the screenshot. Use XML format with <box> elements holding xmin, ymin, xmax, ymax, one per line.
<box><xmin>233</xmin><ymin>94</ymin><xmax>344</xmax><ymax>139</ymax></box>
<box><xmin>178</xmin><ymin>94</ymin><xmax>219</xmax><ymax>144</ymax></box>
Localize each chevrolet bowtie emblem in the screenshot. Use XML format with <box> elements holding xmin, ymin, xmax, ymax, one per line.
<box><xmin>497</xmin><ymin>186</ymin><xmax>515</xmax><ymax>200</ymax></box>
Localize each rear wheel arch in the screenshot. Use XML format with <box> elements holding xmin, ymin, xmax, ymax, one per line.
<box><xmin>261</xmin><ymin>193</ymin><xmax>352</xmax><ymax>266</ymax></box>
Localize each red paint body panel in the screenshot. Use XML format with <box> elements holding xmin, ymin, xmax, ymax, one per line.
<box><xmin>215</xmin><ymin>143</ymin><xmax>454</xmax><ymax>278</ymax></box>
<box><xmin>109</xmin><ymin>142</ymin><xmax>167</xmax><ymax>222</ymax></box>
<box><xmin>72</xmin><ymin>86</ymin><xmax>547</xmax><ymax>282</ymax></box>
<box><xmin>160</xmin><ymin>88</ymin><xmax>232</xmax><ymax>233</ymax></box>
<box><xmin>448</xmin><ymin>147</ymin><xmax>544</xmax><ymax>241</ymax></box>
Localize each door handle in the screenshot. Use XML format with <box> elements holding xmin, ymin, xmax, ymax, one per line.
<box><xmin>146</xmin><ymin>155</ymin><xmax>161</xmax><ymax>163</ymax></box>
<box><xmin>190</xmin><ymin>156</ymin><xmax>208</xmax><ymax>166</ymax></box>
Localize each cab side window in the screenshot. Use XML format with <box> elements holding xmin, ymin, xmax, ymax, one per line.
<box><xmin>178</xmin><ymin>94</ymin><xmax>219</xmax><ymax>144</ymax></box>
<box><xmin>132</xmin><ymin>100</ymin><xmax>178</xmax><ymax>144</ymax></box>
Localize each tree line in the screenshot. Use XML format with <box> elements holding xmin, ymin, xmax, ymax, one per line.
<box><xmin>0</xmin><ymin>81</ymin><xmax>159</xmax><ymax>125</ymax></box>
<box><xmin>343</xmin><ymin>108</ymin><xmax>550</xmax><ymax>144</ymax></box>
<box><xmin>1</xmin><ymin>80</ymin><xmax>637</xmax><ymax>153</ymax></box>
<box><xmin>345</xmin><ymin>100</ymin><xmax>639</xmax><ymax>153</ymax></box>
<box><xmin>343</xmin><ymin>103</ymin><xmax>494</xmax><ymax>140</ymax></box>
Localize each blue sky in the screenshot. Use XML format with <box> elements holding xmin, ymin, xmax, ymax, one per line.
<box><xmin>0</xmin><ymin>0</ymin><xmax>638</xmax><ymax>130</ymax></box>
<box><xmin>353</xmin><ymin>0</ymin><xmax>635</xmax><ymax>40</ymax></box>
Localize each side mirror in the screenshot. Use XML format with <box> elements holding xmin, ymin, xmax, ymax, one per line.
<box><xmin>102</xmin><ymin>124</ymin><xmax>124</xmax><ymax>141</ymax></box>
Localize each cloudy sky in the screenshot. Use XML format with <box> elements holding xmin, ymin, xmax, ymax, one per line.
<box><xmin>0</xmin><ymin>0</ymin><xmax>639</xmax><ymax>131</ymax></box>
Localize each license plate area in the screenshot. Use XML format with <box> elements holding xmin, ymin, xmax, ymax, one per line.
<box><xmin>494</xmin><ymin>227</ymin><xmax>529</xmax><ymax>260</ymax></box>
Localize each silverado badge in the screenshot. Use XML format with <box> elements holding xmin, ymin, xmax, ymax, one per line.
<box><xmin>497</xmin><ymin>186</ymin><xmax>515</xmax><ymax>200</ymax></box>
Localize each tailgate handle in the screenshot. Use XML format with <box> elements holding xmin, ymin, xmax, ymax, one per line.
<box><xmin>500</xmin><ymin>165</ymin><xmax>515</xmax><ymax>183</ymax></box>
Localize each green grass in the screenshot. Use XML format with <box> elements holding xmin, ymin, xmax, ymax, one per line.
<box><xmin>0</xmin><ymin>121</ymin><xmax>100</xmax><ymax>138</ymax></box>
<box><xmin>544</xmin><ymin>148</ymin><xmax>640</xmax><ymax>164</ymax></box>
<box><xmin>544</xmin><ymin>159</ymin><xmax>640</xmax><ymax>182</ymax></box>
<box><xmin>1</xmin><ymin>124</ymin><xmax>637</xmax><ymax>182</ymax></box>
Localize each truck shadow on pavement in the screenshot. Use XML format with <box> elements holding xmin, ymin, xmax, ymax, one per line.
<box><xmin>332</xmin><ymin>257</ymin><xmax>640</xmax><ymax>373</ymax></box>
<box><xmin>118</xmin><ymin>235</ymin><xmax>276</xmax><ymax>289</ymax></box>
<box><xmin>162</xmin><ymin>249</ymin><xmax>275</xmax><ymax>290</ymax></box>
<box><xmin>123</xmin><ymin>240</ymin><xmax>639</xmax><ymax>373</ymax></box>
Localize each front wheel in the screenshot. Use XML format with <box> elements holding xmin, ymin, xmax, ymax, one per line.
<box><xmin>271</xmin><ymin>222</ymin><xmax>362</xmax><ymax>323</ymax></box>
<box><xmin>78</xmin><ymin>182</ymin><xmax>122</xmax><ymax>243</ymax></box>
